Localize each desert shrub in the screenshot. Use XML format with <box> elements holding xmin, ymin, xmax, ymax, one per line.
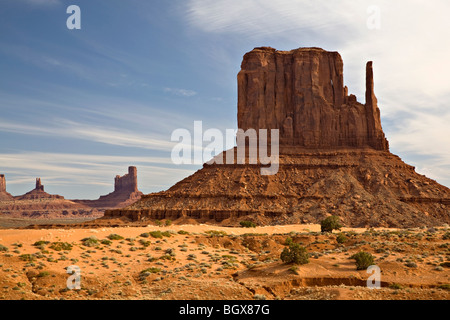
<box><xmin>165</xmin><ymin>220</ymin><xmax>172</xmax><ymax>226</ymax></box>
<box><xmin>405</xmin><ymin>261</ymin><xmax>417</xmax><ymax>268</ymax></box>
<box><xmin>240</xmin><ymin>221</ymin><xmax>256</xmax><ymax>228</ymax></box>
<box><xmin>336</xmin><ymin>233</ymin><xmax>348</xmax><ymax>244</ymax></box>
<box><xmin>205</xmin><ymin>230</ymin><xmax>227</xmax><ymax>237</ymax></box>
<box><xmin>33</xmin><ymin>241</ymin><xmax>50</xmax><ymax>247</ymax></box>
<box><xmin>288</xmin><ymin>265</ymin><xmax>299</xmax><ymax>274</ymax></box>
<box><xmin>49</xmin><ymin>242</ymin><xmax>73</xmax><ymax>251</ymax></box>
<box><xmin>101</xmin><ymin>239</ymin><xmax>112</xmax><ymax>246</ymax></box>
<box><xmin>139</xmin><ymin>239</ymin><xmax>151</xmax><ymax>247</ymax></box>
<box><xmin>438</xmin><ymin>284</ymin><xmax>450</xmax><ymax>291</ymax></box>
<box><xmin>284</xmin><ymin>237</ymin><xmax>293</xmax><ymax>246</ymax></box>
<box><xmin>389</xmin><ymin>283</ymin><xmax>403</xmax><ymax>290</ymax></box>
<box><xmin>141</xmin><ymin>267</ymin><xmax>161</xmax><ymax>274</ymax></box>
<box><xmin>320</xmin><ymin>215</ymin><xmax>343</xmax><ymax>233</ymax></box>
<box><xmin>280</xmin><ymin>243</ymin><xmax>309</xmax><ymax>265</ymax></box>
<box><xmin>155</xmin><ymin>220</ymin><xmax>163</xmax><ymax>227</ymax></box>
<box><xmin>140</xmin><ymin>233</ymin><xmax>149</xmax><ymax>238</ymax></box>
<box><xmin>81</xmin><ymin>236</ymin><xmax>99</xmax><ymax>247</ymax></box>
<box><xmin>178</xmin><ymin>230</ymin><xmax>189</xmax><ymax>235</ymax></box>
<box><xmin>19</xmin><ymin>254</ymin><xmax>36</xmax><ymax>262</ymax></box>
<box><xmin>37</xmin><ymin>271</ymin><xmax>50</xmax><ymax>277</ymax></box>
<box><xmin>149</xmin><ymin>231</ymin><xmax>163</xmax><ymax>239</ymax></box>
<box><xmin>107</xmin><ymin>234</ymin><xmax>124</xmax><ymax>241</ymax></box>
<box><xmin>439</xmin><ymin>262</ymin><xmax>450</xmax><ymax>268</ymax></box>
<box><xmin>442</xmin><ymin>232</ymin><xmax>450</xmax><ymax>240</ymax></box>
<box><xmin>0</xmin><ymin>244</ymin><xmax>8</xmax><ymax>252</ymax></box>
<box><xmin>351</xmin><ymin>251</ymin><xmax>374</xmax><ymax>270</ymax></box>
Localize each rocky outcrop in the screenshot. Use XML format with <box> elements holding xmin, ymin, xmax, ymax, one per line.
<box><xmin>17</xmin><ymin>178</ymin><xmax>64</xmax><ymax>200</ymax></box>
<box><xmin>237</xmin><ymin>47</ymin><xmax>389</xmax><ymax>150</ymax></box>
<box><xmin>0</xmin><ymin>174</ymin><xmax>13</xmax><ymax>201</ymax></box>
<box><xmin>100</xmin><ymin>47</ymin><xmax>450</xmax><ymax>227</ymax></box>
<box><xmin>74</xmin><ymin>166</ymin><xmax>143</xmax><ymax>209</ymax></box>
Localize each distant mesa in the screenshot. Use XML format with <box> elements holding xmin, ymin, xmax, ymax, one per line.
<box><xmin>103</xmin><ymin>47</ymin><xmax>450</xmax><ymax>228</ymax></box>
<box><xmin>17</xmin><ymin>178</ymin><xmax>65</xmax><ymax>200</ymax></box>
<box><xmin>73</xmin><ymin>166</ymin><xmax>143</xmax><ymax>209</ymax></box>
<box><xmin>0</xmin><ymin>167</ymin><xmax>143</xmax><ymax>221</ymax></box>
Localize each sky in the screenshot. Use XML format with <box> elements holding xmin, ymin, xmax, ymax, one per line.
<box><xmin>0</xmin><ymin>0</ymin><xmax>449</xmax><ymax>199</ymax></box>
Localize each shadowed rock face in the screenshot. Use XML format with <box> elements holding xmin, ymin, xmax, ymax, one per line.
<box><xmin>74</xmin><ymin>166</ymin><xmax>143</xmax><ymax>209</ymax></box>
<box><xmin>237</xmin><ymin>47</ymin><xmax>388</xmax><ymax>150</ymax></box>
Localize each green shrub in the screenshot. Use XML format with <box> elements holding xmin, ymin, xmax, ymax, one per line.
<box><xmin>33</xmin><ymin>241</ymin><xmax>50</xmax><ymax>247</ymax></box>
<box><xmin>178</xmin><ymin>230</ymin><xmax>189</xmax><ymax>235</ymax></box>
<box><xmin>0</xmin><ymin>244</ymin><xmax>8</xmax><ymax>252</ymax></box>
<box><xmin>438</xmin><ymin>284</ymin><xmax>450</xmax><ymax>291</ymax></box>
<box><xmin>351</xmin><ymin>251</ymin><xmax>375</xmax><ymax>270</ymax></box>
<box><xmin>205</xmin><ymin>230</ymin><xmax>227</xmax><ymax>237</ymax></box>
<box><xmin>101</xmin><ymin>239</ymin><xmax>112</xmax><ymax>246</ymax></box>
<box><xmin>284</xmin><ymin>237</ymin><xmax>293</xmax><ymax>246</ymax></box>
<box><xmin>389</xmin><ymin>283</ymin><xmax>403</xmax><ymax>290</ymax></box>
<box><xmin>320</xmin><ymin>215</ymin><xmax>343</xmax><ymax>233</ymax></box>
<box><xmin>49</xmin><ymin>242</ymin><xmax>73</xmax><ymax>251</ymax></box>
<box><xmin>439</xmin><ymin>262</ymin><xmax>450</xmax><ymax>268</ymax></box>
<box><xmin>240</xmin><ymin>221</ymin><xmax>256</xmax><ymax>228</ymax></box>
<box><xmin>140</xmin><ymin>233</ymin><xmax>150</xmax><ymax>238</ymax></box>
<box><xmin>442</xmin><ymin>232</ymin><xmax>450</xmax><ymax>240</ymax></box>
<box><xmin>141</xmin><ymin>267</ymin><xmax>161</xmax><ymax>274</ymax></box>
<box><xmin>107</xmin><ymin>234</ymin><xmax>124</xmax><ymax>241</ymax></box>
<box><xmin>165</xmin><ymin>220</ymin><xmax>172</xmax><ymax>226</ymax></box>
<box><xmin>336</xmin><ymin>233</ymin><xmax>348</xmax><ymax>244</ymax></box>
<box><xmin>280</xmin><ymin>243</ymin><xmax>309</xmax><ymax>265</ymax></box>
<box><xmin>81</xmin><ymin>236</ymin><xmax>99</xmax><ymax>247</ymax></box>
<box><xmin>19</xmin><ymin>254</ymin><xmax>36</xmax><ymax>262</ymax></box>
<box><xmin>37</xmin><ymin>271</ymin><xmax>50</xmax><ymax>277</ymax></box>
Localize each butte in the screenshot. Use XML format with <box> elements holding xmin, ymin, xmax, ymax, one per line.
<box><xmin>103</xmin><ymin>47</ymin><xmax>450</xmax><ymax>228</ymax></box>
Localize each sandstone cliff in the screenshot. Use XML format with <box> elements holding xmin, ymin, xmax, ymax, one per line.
<box><xmin>238</xmin><ymin>47</ymin><xmax>388</xmax><ymax>150</ymax></box>
<box><xmin>102</xmin><ymin>47</ymin><xmax>450</xmax><ymax>227</ymax></box>
<box><xmin>74</xmin><ymin>166</ymin><xmax>143</xmax><ymax>209</ymax></box>
<box><xmin>0</xmin><ymin>174</ymin><xmax>13</xmax><ymax>201</ymax></box>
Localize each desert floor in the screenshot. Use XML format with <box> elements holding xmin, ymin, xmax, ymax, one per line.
<box><xmin>0</xmin><ymin>223</ymin><xmax>449</xmax><ymax>300</ymax></box>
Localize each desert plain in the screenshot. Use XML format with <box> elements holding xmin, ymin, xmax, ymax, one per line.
<box><xmin>0</xmin><ymin>221</ymin><xmax>448</xmax><ymax>300</ymax></box>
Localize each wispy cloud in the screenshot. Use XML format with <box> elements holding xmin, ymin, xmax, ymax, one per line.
<box><xmin>0</xmin><ymin>152</ymin><xmax>198</xmax><ymax>199</ymax></box>
<box><xmin>183</xmin><ymin>0</ymin><xmax>450</xmax><ymax>188</ymax></box>
<box><xmin>0</xmin><ymin>119</ymin><xmax>175</xmax><ymax>152</ymax></box>
<box><xmin>164</xmin><ymin>87</ymin><xmax>197</xmax><ymax>97</ymax></box>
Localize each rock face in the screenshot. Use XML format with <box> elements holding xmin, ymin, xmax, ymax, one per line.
<box><xmin>74</xmin><ymin>166</ymin><xmax>143</xmax><ymax>209</ymax></box>
<box><xmin>17</xmin><ymin>178</ymin><xmax>64</xmax><ymax>200</ymax></box>
<box><xmin>103</xmin><ymin>47</ymin><xmax>450</xmax><ymax>228</ymax></box>
<box><xmin>238</xmin><ymin>47</ymin><xmax>388</xmax><ymax>150</ymax></box>
<box><xmin>0</xmin><ymin>174</ymin><xmax>13</xmax><ymax>201</ymax></box>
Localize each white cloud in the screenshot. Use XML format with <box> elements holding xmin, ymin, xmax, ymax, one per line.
<box><xmin>0</xmin><ymin>120</ymin><xmax>175</xmax><ymax>152</ymax></box>
<box><xmin>164</xmin><ymin>87</ymin><xmax>198</xmax><ymax>97</ymax></box>
<box><xmin>184</xmin><ymin>0</ymin><xmax>450</xmax><ymax>188</ymax></box>
<box><xmin>0</xmin><ymin>152</ymin><xmax>198</xmax><ymax>199</ymax></box>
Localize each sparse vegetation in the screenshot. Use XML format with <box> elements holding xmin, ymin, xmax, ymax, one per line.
<box><xmin>81</xmin><ymin>236</ymin><xmax>99</xmax><ymax>247</ymax></box>
<box><xmin>336</xmin><ymin>233</ymin><xmax>347</xmax><ymax>244</ymax></box>
<box><xmin>49</xmin><ymin>242</ymin><xmax>73</xmax><ymax>251</ymax></box>
<box><xmin>240</xmin><ymin>221</ymin><xmax>256</xmax><ymax>228</ymax></box>
<box><xmin>320</xmin><ymin>215</ymin><xmax>343</xmax><ymax>233</ymax></box>
<box><xmin>351</xmin><ymin>251</ymin><xmax>374</xmax><ymax>270</ymax></box>
<box><xmin>280</xmin><ymin>243</ymin><xmax>309</xmax><ymax>265</ymax></box>
<box><xmin>0</xmin><ymin>244</ymin><xmax>8</xmax><ymax>252</ymax></box>
<box><xmin>205</xmin><ymin>230</ymin><xmax>227</xmax><ymax>237</ymax></box>
<box><xmin>107</xmin><ymin>234</ymin><xmax>124</xmax><ymax>241</ymax></box>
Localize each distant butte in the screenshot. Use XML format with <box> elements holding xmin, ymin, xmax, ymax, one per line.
<box><xmin>103</xmin><ymin>47</ymin><xmax>450</xmax><ymax>228</ymax></box>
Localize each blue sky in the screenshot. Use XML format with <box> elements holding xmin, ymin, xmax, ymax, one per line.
<box><xmin>0</xmin><ymin>0</ymin><xmax>449</xmax><ymax>199</ymax></box>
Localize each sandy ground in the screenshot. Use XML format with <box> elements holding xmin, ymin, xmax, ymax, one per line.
<box><xmin>0</xmin><ymin>223</ymin><xmax>449</xmax><ymax>300</ymax></box>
